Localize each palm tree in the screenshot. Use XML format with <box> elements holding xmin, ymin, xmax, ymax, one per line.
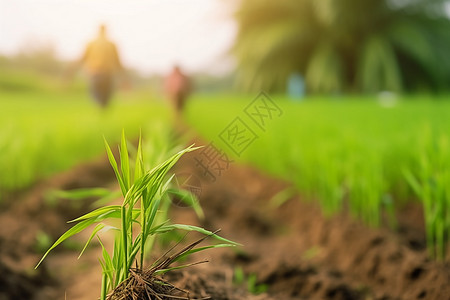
<box><xmin>232</xmin><ymin>0</ymin><xmax>450</xmax><ymax>94</ymax></box>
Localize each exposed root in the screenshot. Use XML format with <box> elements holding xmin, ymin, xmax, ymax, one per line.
<box><xmin>107</xmin><ymin>268</ymin><xmax>210</xmax><ymax>300</ymax></box>
<box><xmin>107</xmin><ymin>231</ymin><xmax>221</xmax><ymax>300</ymax></box>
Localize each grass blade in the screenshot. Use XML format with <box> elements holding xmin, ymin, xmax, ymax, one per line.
<box><xmin>35</xmin><ymin>218</ymin><xmax>96</xmax><ymax>268</ymax></box>
<box><xmin>69</xmin><ymin>205</ymin><xmax>121</xmax><ymax>223</ymax></box>
<box><xmin>104</xmin><ymin>137</ymin><xmax>126</xmax><ymax>196</ymax></box>
<box><xmin>120</xmin><ymin>130</ymin><xmax>131</xmax><ymax>191</ymax></box>
<box><xmin>167</xmin><ymin>188</ymin><xmax>204</xmax><ymax>220</ymax></box>
<box><xmin>155</xmin><ymin>224</ymin><xmax>241</xmax><ymax>246</ymax></box>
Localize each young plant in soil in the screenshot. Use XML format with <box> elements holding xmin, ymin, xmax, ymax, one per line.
<box><xmin>403</xmin><ymin>130</ymin><xmax>450</xmax><ymax>260</ymax></box>
<box><xmin>233</xmin><ymin>266</ymin><xmax>268</xmax><ymax>295</ymax></box>
<box><xmin>36</xmin><ymin>132</ymin><xmax>237</xmax><ymax>299</ymax></box>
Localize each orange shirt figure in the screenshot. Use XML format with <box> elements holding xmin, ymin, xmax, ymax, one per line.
<box><xmin>80</xmin><ymin>25</ymin><xmax>124</xmax><ymax>108</ymax></box>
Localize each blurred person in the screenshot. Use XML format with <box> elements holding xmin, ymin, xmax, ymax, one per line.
<box><xmin>73</xmin><ymin>24</ymin><xmax>127</xmax><ymax>108</ymax></box>
<box><xmin>164</xmin><ymin>65</ymin><xmax>192</xmax><ymax>117</ymax></box>
<box><xmin>287</xmin><ymin>72</ymin><xmax>305</xmax><ymax>101</ymax></box>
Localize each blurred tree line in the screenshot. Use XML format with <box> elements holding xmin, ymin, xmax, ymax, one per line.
<box><xmin>0</xmin><ymin>44</ymin><xmax>234</xmax><ymax>95</ymax></box>
<box><xmin>233</xmin><ymin>0</ymin><xmax>450</xmax><ymax>94</ymax></box>
<box><xmin>0</xmin><ymin>43</ymin><xmax>63</xmax><ymax>76</ymax></box>
<box><xmin>0</xmin><ymin>43</ymin><xmax>67</xmax><ymax>92</ymax></box>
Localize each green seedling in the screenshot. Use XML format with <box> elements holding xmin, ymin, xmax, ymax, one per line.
<box><xmin>34</xmin><ymin>231</ymin><xmax>52</xmax><ymax>254</ymax></box>
<box><xmin>270</xmin><ymin>186</ymin><xmax>297</xmax><ymax>208</ymax></box>
<box><xmin>234</xmin><ymin>266</ymin><xmax>268</xmax><ymax>295</ymax></box>
<box><xmin>346</xmin><ymin>154</ymin><xmax>385</xmax><ymax>227</ymax></box>
<box><xmin>403</xmin><ymin>130</ymin><xmax>450</xmax><ymax>260</ymax></box>
<box><xmin>302</xmin><ymin>246</ymin><xmax>320</xmax><ymax>260</ymax></box>
<box><xmin>247</xmin><ymin>274</ymin><xmax>268</xmax><ymax>295</ymax></box>
<box><xmin>36</xmin><ymin>132</ymin><xmax>238</xmax><ymax>299</ymax></box>
<box><xmin>382</xmin><ymin>194</ymin><xmax>397</xmax><ymax>229</ymax></box>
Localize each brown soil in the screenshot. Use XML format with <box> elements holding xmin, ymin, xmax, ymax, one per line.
<box><xmin>0</xmin><ymin>144</ymin><xmax>449</xmax><ymax>300</ymax></box>
<box><xmin>0</xmin><ymin>154</ymin><xmax>117</xmax><ymax>300</ymax></box>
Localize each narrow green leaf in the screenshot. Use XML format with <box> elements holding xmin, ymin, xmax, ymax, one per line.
<box><xmin>35</xmin><ymin>218</ymin><xmax>96</xmax><ymax>268</ymax></box>
<box><xmin>403</xmin><ymin>168</ymin><xmax>422</xmax><ymax>197</ymax></box>
<box><xmin>121</xmin><ymin>206</ymin><xmax>129</xmax><ymax>279</ymax></box>
<box><xmin>141</xmin><ymin>196</ymin><xmax>160</xmax><ymax>254</ymax></box>
<box><xmin>173</xmin><ymin>244</ymin><xmax>236</xmax><ymax>263</ymax></box>
<box><xmin>162</xmin><ymin>174</ymin><xmax>175</xmax><ymax>195</ymax></box>
<box><xmin>120</xmin><ymin>130</ymin><xmax>130</xmax><ymax>191</ymax></box>
<box><xmin>112</xmin><ymin>234</ymin><xmax>123</xmax><ymax>282</ymax></box>
<box><xmin>155</xmin><ymin>224</ymin><xmax>241</xmax><ymax>246</ymax></box>
<box><xmin>100</xmin><ymin>271</ymin><xmax>107</xmax><ymax>300</ymax></box>
<box><xmin>154</xmin><ymin>260</ymin><xmax>208</xmax><ymax>276</ymax></box>
<box><xmin>78</xmin><ymin>223</ymin><xmax>106</xmax><ymax>259</ymax></box>
<box><xmin>127</xmin><ymin>235</ymin><xmax>142</xmax><ymax>271</ymax></box>
<box><xmin>98</xmin><ymin>237</ymin><xmax>115</xmax><ymax>288</ymax></box>
<box><xmin>147</xmin><ymin>220</ymin><xmax>170</xmax><ymax>235</ymax></box>
<box><xmin>145</xmin><ymin>197</ymin><xmax>161</xmax><ymax>232</ymax></box>
<box><xmin>104</xmin><ymin>137</ymin><xmax>126</xmax><ymax>196</ymax></box>
<box><xmin>69</xmin><ymin>205</ymin><xmax>121</xmax><ymax>223</ymax></box>
<box><xmin>167</xmin><ymin>188</ymin><xmax>204</xmax><ymax>220</ymax></box>
<box><xmin>270</xmin><ymin>186</ymin><xmax>297</xmax><ymax>207</ymax></box>
<box><xmin>134</xmin><ymin>133</ymin><xmax>144</xmax><ymax>182</ymax></box>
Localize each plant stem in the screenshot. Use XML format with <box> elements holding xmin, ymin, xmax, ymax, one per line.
<box><xmin>121</xmin><ymin>205</ymin><xmax>128</xmax><ymax>279</ymax></box>
<box><xmin>140</xmin><ymin>203</ymin><xmax>145</xmax><ymax>270</ymax></box>
<box><xmin>101</xmin><ymin>273</ymin><xmax>107</xmax><ymax>300</ymax></box>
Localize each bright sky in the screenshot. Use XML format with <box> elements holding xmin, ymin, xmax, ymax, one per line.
<box><xmin>0</xmin><ymin>0</ymin><xmax>237</xmax><ymax>75</ymax></box>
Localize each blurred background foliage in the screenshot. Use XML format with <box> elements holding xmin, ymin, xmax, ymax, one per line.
<box><xmin>0</xmin><ymin>44</ymin><xmax>231</xmax><ymax>96</ymax></box>
<box><xmin>233</xmin><ymin>0</ymin><xmax>450</xmax><ymax>94</ymax></box>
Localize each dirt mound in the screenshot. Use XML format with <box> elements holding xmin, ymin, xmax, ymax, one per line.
<box><xmin>171</xmin><ymin>150</ymin><xmax>450</xmax><ymax>300</ymax></box>
<box><xmin>0</xmin><ymin>154</ymin><xmax>115</xmax><ymax>299</ymax></box>
<box><xmin>0</xmin><ymin>145</ymin><xmax>449</xmax><ymax>300</ymax></box>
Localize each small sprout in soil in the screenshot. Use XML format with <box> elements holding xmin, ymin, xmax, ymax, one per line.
<box><xmin>233</xmin><ymin>266</ymin><xmax>268</xmax><ymax>295</ymax></box>
<box><xmin>34</xmin><ymin>230</ymin><xmax>52</xmax><ymax>253</ymax></box>
<box><xmin>403</xmin><ymin>129</ymin><xmax>450</xmax><ymax>261</ymax></box>
<box><xmin>302</xmin><ymin>246</ymin><xmax>320</xmax><ymax>260</ymax></box>
<box><xmin>270</xmin><ymin>186</ymin><xmax>297</xmax><ymax>207</ymax></box>
<box><xmin>36</xmin><ymin>132</ymin><xmax>238</xmax><ymax>300</ymax></box>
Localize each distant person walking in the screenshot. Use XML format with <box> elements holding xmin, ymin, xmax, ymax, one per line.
<box><xmin>77</xmin><ymin>24</ymin><xmax>126</xmax><ymax>108</ymax></box>
<box><xmin>164</xmin><ymin>65</ymin><xmax>192</xmax><ymax>117</ymax></box>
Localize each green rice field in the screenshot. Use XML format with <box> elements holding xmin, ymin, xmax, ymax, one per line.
<box><xmin>2</xmin><ymin>88</ymin><xmax>450</xmax><ymax>259</ymax></box>
<box><xmin>0</xmin><ymin>89</ymin><xmax>171</xmax><ymax>193</ymax></box>
<box><xmin>186</xmin><ymin>94</ymin><xmax>450</xmax><ymax>258</ymax></box>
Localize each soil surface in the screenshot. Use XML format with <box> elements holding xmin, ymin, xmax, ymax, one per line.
<box><xmin>1</xmin><ymin>141</ymin><xmax>450</xmax><ymax>300</ymax></box>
